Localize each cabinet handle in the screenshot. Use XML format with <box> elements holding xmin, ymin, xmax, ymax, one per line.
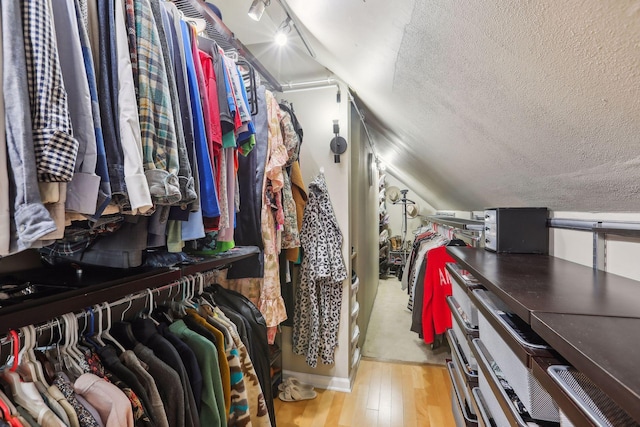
<box><xmin>447</xmin><ymin>295</ymin><xmax>479</xmax><ymax>336</ymax></box>
<box><xmin>471</xmin><ymin>387</ymin><xmax>495</xmax><ymax>427</ymax></box>
<box><xmin>446</xmin><ymin>328</ymin><xmax>478</xmax><ymax>382</ymax></box>
<box><xmin>471</xmin><ymin>289</ymin><xmax>551</xmax><ymax>350</ymax></box>
<box><xmin>446</xmin><ymin>362</ymin><xmax>478</xmax><ymax>424</ymax></box>
<box><xmin>472</xmin><ymin>338</ymin><xmax>529</xmax><ymax>427</ymax></box>
<box><xmin>547</xmin><ymin>365</ymin><xmax>634</xmax><ymax>426</ymax></box>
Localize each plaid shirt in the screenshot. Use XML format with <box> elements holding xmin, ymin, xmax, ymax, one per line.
<box><xmin>127</xmin><ymin>0</ymin><xmax>180</xmax><ymax>183</ymax></box>
<box><xmin>21</xmin><ymin>0</ymin><xmax>79</xmax><ymax>182</ymax></box>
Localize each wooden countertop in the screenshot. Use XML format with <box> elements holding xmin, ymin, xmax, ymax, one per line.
<box><xmin>446</xmin><ymin>246</ymin><xmax>640</xmax><ymax>423</ymax></box>
<box><xmin>532</xmin><ymin>313</ymin><xmax>640</xmax><ymax>423</ymax></box>
<box><xmin>447</xmin><ymin>246</ymin><xmax>640</xmax><ymax>323</ymax></box>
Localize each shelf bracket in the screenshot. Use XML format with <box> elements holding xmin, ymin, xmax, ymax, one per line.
<box><xmin>593</xmin><ymin>222</ymin><xmax>606</xmax><ymax>271</ymax></box>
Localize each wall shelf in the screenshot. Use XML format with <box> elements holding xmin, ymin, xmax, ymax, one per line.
<box><xmin>0</xmin><ymin>246</ymin><xmax>260</xmax><ymax>332</ymax></box>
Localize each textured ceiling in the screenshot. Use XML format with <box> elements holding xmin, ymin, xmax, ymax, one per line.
<box><xmin>216</xmin><ymin>0</ymin><xmax>640</xmax><ymax>212</ymax></box>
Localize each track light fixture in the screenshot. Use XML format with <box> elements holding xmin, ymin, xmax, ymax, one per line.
<box><xmin>274</xmin><ymin>17</ymin><xmax>292</xmax><ymax>46</ymax></box>
<box><xmin>247</xmin><ymin>0</ymin><xmax>270</xmax><ymax>21</ymax></box>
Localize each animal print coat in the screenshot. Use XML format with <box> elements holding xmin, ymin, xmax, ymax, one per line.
<box><xmin>292</xmin><ymin>173</ymin><xmax>347</xmax><ymax>367</ymax></box>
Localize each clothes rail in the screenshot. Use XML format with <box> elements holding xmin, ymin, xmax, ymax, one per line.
<box><xmin>426</xmin><ymin>220</ymin><xmax>482</xmax><ymax>248</ymax></box>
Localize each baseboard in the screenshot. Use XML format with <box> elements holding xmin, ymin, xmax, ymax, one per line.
<box><xmin>282</xmin><ymin>369</ymin><xmax>352</xmax><ymax>393</ymax></box>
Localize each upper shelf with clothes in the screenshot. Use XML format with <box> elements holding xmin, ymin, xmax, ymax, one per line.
<box><xmin>0</xmin><ymin>246</ymin><xmax>259</xmax><ymax>332</ymax></box>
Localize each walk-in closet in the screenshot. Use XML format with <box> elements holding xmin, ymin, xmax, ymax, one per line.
<box><xmin>1</xmin><ymin>0</ymin><xmax>640</xmax><ymax>426</ymax></box>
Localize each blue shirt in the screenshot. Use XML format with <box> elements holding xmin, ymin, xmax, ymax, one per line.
<box><xmin>180</xmin><ymin>20</ymin><xmax>220</xmax><ymax>218</ymax></box>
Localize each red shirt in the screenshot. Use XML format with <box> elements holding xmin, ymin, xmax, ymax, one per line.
<box><xmin>422</xmin><ymin>246</ymin><xmax>454</xmax><ymax>344</ymax></box>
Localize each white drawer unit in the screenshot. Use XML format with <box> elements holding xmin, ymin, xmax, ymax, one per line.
<box><xmin>447</xmin><ymin>262</ymin><xmax>481</xmax><ymax>328</ymax></box>
<box><xmin>471</xmin><ymin>387</ymin><xmax>496</xmax><ymax>427</ymax></box>
<box><xmin>547</xmin><ymin>366</ymin><xmax>638</xmax><ymax>427</ymax></box>
<box><xmin>451</xmin><ymin>318</ymin><xmax>477</xmax><ymax>373</ymax></box>
<box><xmin>447</xmin><ymin>329</ymin><xmax>478</xmax><ymax>413</ymax></box>
<box><xmin>447</xmin><ymin>361</ymin><xmax>478</xmax><ymax>426</ymax></box>
<box><xmin>447</xmin><ymin>246</ymin><xmax>640</xmax><ymax>426</ymax></box>
<box><xmin>473</xmin><ymin>338</ymin><xmax>564</xmax><ymax>427</ymax></box>
<box><xmin>474</xmin><ymin>289</ymin><xmax>559</xmax><ymax>423</ymax></box>
<box><xmin>475</xmin><ymin>348</ymin><xmax>519</xmax><ymax>427</ymax></box>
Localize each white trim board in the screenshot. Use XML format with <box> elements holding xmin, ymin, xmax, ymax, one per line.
<box><xmin>282</xmin><ymin>370</ymin><xmax>352</xmax><ymax>393</ymax></box>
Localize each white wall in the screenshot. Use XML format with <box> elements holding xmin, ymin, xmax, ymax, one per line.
<box><xmin>277</xmin><ymin>84</ymin><xmax>353</xmax><ymax>386</ymax></box>
<box><xmin>550</xmin><ymin>211</ymin><xmax>640</xmax><ymax>282</ymax></box>
<box><xmin>383</xmin><ymin>173</ymin><xmax>435</xmax><ymax>239</ymax></box>
<box><xmin>350</xmin><ymin>104</ymin><xmax>380</xmax><ymax>369</ymax></box>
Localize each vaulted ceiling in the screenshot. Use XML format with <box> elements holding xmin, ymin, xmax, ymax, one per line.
<box><xmin>213</xmin><ymin>0</ymin><xmax>640</xmax><ymax>212</ymax></box>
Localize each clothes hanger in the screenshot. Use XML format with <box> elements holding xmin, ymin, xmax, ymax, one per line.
<box><xmin>3</xmin><ymin>330</ymin><xmax>20</xmax><ymax>373</ymax></box>
<box><xmin>81</xmin><ymin>307</ymin><xmax>100</xmax><ymax>349</ymax></box>
<box><xmin>59</xmin><ymin>314</ymin><xmax>83</xmax><ymax>378</ymax></box>
<box><xmin>120</xmin><ymin>297</ymin><xmax>133</xmax><ymax>322</ymax></box>
<box><xmin>0</xmin><ymin>331</ymin><xmax>49</xmax><ymax>420</ymax></box>
<box><xmin>151</xmin><ymin>283</ymin><xmax>177</xmax><ymax>325</ymax></box>
<box><xmin>100</xmin><ymin>302</ymin><xmax>127</xmax><ymax>354</ymax></box>
<box><xmin>143</xmin><ymin>289</ymin><xmax>160</xmax><ymax>326</ymax></box>
<box><xmin>33</xmin><ymin>322</ymin><xmax>57</xmax><ymax>386</ymax></box>
<box><xmin>91</xmin><ymin>304</ymin><xmax>106</xmax><ymax>347</ymax></box>
<box><xmin>196</xmin><ymin>274</ymin><xmax>216</xmax><ymax>310</ymax></box>
<box><xmin>26</xmin><ymin>325</ymin><xmax>50</xmax><ymax>387</ymax></box>
<box><xmin>16</xmin><ymin>327</ymin><xmax>37</xmax><ymax>381</ymax></box>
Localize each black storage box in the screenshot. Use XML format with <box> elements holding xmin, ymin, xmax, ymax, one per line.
<box><xmin>484</xmin><ymin>207</ymin><xmax>548</xmax><ymax>254</ymax></box>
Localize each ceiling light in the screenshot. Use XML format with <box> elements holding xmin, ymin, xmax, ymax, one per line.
<box><xmin>275</xmin><ymin>18</ymin><xmax>292</xmax><ymax>46</ymax></box>
<box><xmin>248</xmin><ymin>0</ymin><xmax>270</xmax><ymax>21</ymax></box>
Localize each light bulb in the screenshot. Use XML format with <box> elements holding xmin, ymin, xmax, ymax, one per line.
<box><xmin>275</xmin><ymin>30</ymin><xmax>288</xmax><ymax>46</ymax></box>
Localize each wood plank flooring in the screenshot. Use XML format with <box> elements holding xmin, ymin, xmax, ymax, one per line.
<box><xmin>274</xmin><ymin>358</ymin><xmax>456</xmax><ymax>427</ymax></box>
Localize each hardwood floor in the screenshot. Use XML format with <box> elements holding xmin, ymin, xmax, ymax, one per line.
<box><xmin>273</xmin><ymin>358</ymin><xmax>456</xmax><ymax>427</ymax></box>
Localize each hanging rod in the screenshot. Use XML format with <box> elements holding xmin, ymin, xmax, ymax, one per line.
<box><xmin>281</xmin><ymin>78</ymin><xmax>339</xmax><ymax>92</ymax></box>
<box><xmin>548</xmin><ymin>218</ymin><xmax>640</xmax><ymax>237</ymax></box>
<box><xmin>425</xmin><ymin>215</ymin><xmax>485</xmax><ymax>232</ymax></box>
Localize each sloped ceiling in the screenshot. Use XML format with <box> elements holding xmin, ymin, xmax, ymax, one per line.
<box><xmin>214</xmin><ymin>0</ymin><xmax>640</xmax><ymax>212</ymax></box>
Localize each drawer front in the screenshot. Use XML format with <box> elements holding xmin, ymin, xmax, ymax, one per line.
<box><xmin>484</xmin><ymin>210</ymin><xmax>496</xmax><ymax>224</ymax></box>
<box><xmin>478</xmin><ymin>363</ymin><xmax>517</xmax><ymax>427</ymax></box>
<box><xmin>449</xmin><ymin>294</ymin><xmax>479</xmax><ymax>334</ymax></box>
<box><xmin>452</xmin><ymin>320</ymin><xmax>478</xmax><ymax>372</ymax></box>
<box><xmin>484</xmin><ymin>233</ymin><xmax>497</xmax><ymax>252</ymax></box>
<box><xmin>478</xmin><ymin>309</ymin><xmax>559</xmax><ymax>422</ymax></box>
<box><xmin>473</xmin><ymin>337</ymin><xmax>560</xmax><ymax>424</ymax></box>
<box><xmin>447</xmin><ymin>329</ymin><xmax>479</xmax><ymax>412</ymax></box>
<box><xmin>484</xmin><ymin>222</ymin><xmax>496</xmax><ymax>235</ymax></box>
<box><xmin>447</xmin><ymin>361</ymin><xmax>478</xmax><ymax>426</ymax></box>
<box><xmin>471</xmin><ymin>387</ymin><xmax>496</xmax><ymax>427</ymax></box>
<box><xmin>472</xmin><ymin>288</ymin><xmax>553</xmax><ymax>356</ymax></box>
<box><xmin>546</xmin><ymin>365</ymin><xmax>638</xmax><ymax>427</ymax></box>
